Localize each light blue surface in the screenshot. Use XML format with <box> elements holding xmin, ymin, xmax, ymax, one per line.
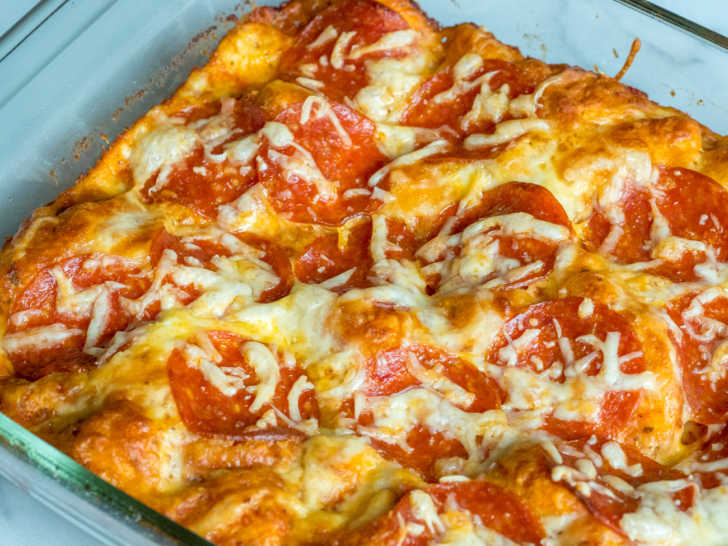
<box><xmin>0</xmin><ymin>0</ymin><xmax>41</xmax><ymax>37</ymax></box>
<box><xmin>0</xmin><ymin>478</ymin><xmax>105</xmax><ymax>546</ymax></box>
<box><xmin>0</xmin><ymin>0</ymin><xmax>726</xmax><ymax>544</ymax></box>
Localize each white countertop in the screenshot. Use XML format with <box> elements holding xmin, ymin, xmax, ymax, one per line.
<box><xmin>0</xmin><ymin>1</ymin><xmax>726</xmax><ymax>544</ymax></box>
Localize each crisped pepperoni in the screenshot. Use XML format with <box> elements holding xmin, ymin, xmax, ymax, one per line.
<box><xmin>487</xmin><ymin>298</ymin><xmax>646</xmax><ymax>438</ymax></box>
<box><xmin>403</xmin><ymin>59</ymin><xmax>539</xmax><ymax>136</ymax></box>
<box><xmin>455</xmin><ymin>181</ymin><xmax>571</xmax><ymax>233</ymax></box>
<box><xmin>238</xmin><ymin>233</ymin><xmax>295</xmax><ymax>303</ymax></box>
<box><xmin>586</xmin><ymin>167</ymin><xmax>728</xmax><ymax>282</ymax></box>
<box><xmin>417</xmin><ymin>182</ymin><xmax>571</xmax><ymax>292</ymax></box>
<box><xmin>151</xmin><ymin>229</ymin><xmax>293</xmax><ymax>304</ymax></box>
<box><xmin>354</xmin><ymin>345</ymin><xmax>502</xmax><ymax>477</ymax></box>
<box><xmin>6</xmin><ymin>255</ymin><xmax>149</xmax><ymax>380</ymax></box>
<box><xmin>428</xmin><ymin>481</ymin><xmax>544</xmax><ymax>544</ymax></box>
<box><xmin>340</xmin><ymin>481</ymin><xmax>543</xmax><ymax>545</ymax></box>
<box><xmin>150</xmin><ymin>229</ymin><xmax>228</xmax><ymax>270</ymax></box>
<box><xmin>363</xmin><ymin>345</ymin><xmax>503</xmax><ymax>412</ymax></box>
<box><xmin>656</xmin><ymin>168</ymin><xmax>728</xmax><ymax>260</ymax></box>
<box><xmin>142</xmin><ymin>148</ymin><xmax>257</xmax><ymax>218</ymax></box>
<box><xmin>383</xmin><ymin>218</ymin><xmax>420</xmax><ymax>261</ymax></box>
<box><xmin>585</xmin><ymin>184</ymin><xmax>652</xmax><ymax>264</ymax></box>
<box><xmin>279</xmin><ymin>0</ymin><xmax>411</xmax><ymax>100</ymax></box>
<box><xmin>294</xmin><ymin>217</ymin><xmax>372</xmax><ymax>292</ymax></box>
<box><xmin>546</xmin><ymin>437</ymin><xmax>692</xmax><ymax>535</ymax></box>
<box><xmin>167</xmin><ymin>331</ymin><xmax>318</xmax><ymax>435</ymax></box>
<box><xmin>258</xmin><ymin>99</ymin><xmax>385</xmax><ymax>225</ymax></box>
<box><xmin>366</xmin><ymin>428</ymin><xmax>468</xmax><ymax>481</ymax></box>
<box><xmin>142</xmin><ymin>98</ymin><xmax>266</xmax><ymax>217</ymax></box>
<box><xmin>666</xmin><ymin>290</ymin><xmax>728</xmax><ymax>424</ymax></box>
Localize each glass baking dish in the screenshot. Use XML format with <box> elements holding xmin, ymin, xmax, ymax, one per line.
<box><xmin>0</xmin><ymin>0</ymin><xmax>726</xmax><ymax>543</ymax></box>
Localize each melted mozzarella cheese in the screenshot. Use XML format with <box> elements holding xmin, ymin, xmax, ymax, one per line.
<box><xmin>621</xmin><ymin>484</ymin><xmax>728</xmax><ymax>545</ymax></box>
<box><xmin>374</xmin><ymin>123</ymin><xmax>442</xmax><ymax>158</ymax></box>
<box><xmin>260</xmin><ymin>121</ymin><xmax>295</xmax><ymax>148</ymax></box>
<box><xmin>300</xmin><ymin>96</ymin><xmax>352</xmax><ymax>146</ymax></box>
<box><xmin>2</xmin><ymin>323</ymin><xmax>83</xmax><ymax>354</ymax></box>
<box><xmin>409</xmin><ymin>490</ymin><xmax>446</xmax><ymax>534</ymax></box>
<box><xmin>368</xmin><ymin>139</ymin><xmax>451</xmax><ymax>186</ymax></box>
<box><xmin>230</xmin><ymin>284</ymin><xmax>339</xmax><ymax>362</ymax></box>
<box><xmin>489</xmin><ymin>329</ymin><xmax>654</xmax><ymax>424</ymax></box>
<box><xmin>601</xmin><ymin>441</ymin><xmax>643</xmax><ymax>477</ymax></box>
<box><xmin>452</xmin><ymin>53</ymin><xmax>484</xmax><ymax>81</ymax></box>
<box><xmin>183</xmin><ymin>342</ymin><xmax>248</xmax><ymax>397</ymax></box>
<box><xmin>348</xmin><ymin>30</ymin><xmax>417</xmax><ymax>60</ymax></box>
<box><xmin>287</xmin><ymin>374</ymin><xmax>314</xmax><ymax>421</ymax></box>
<box><xmin>308</xmin><ymin>24</ymin><xmax>338</xmax><ymax>50</ymax></box>
<box><xmin>354</xmin><ymin>46</ymin><xmax>436</xmax><ymax>122</ymax></box>
<box><xmin>241</xmin><ymin>341</ymin><xmax>281</xmax><ymax>412</ymax></box>
<box><xmin>358</xmin><ymin>387</ymin><xmax>507</xmax><ymax>461</ymax></box>
<box><xmin>330</xmin><ymin>31</ymin><xmax>356</xmax><ymax>69</ymax></box>
<box><xmin>226</xmin><ymin>134</ymin><xmax>259</xmax><ymax>164</ymax></box>
<box><xmin>131</xmin><ymin>123</ymin><xmax>198</xmax><ymax>188</ymax></box>
<box><xmin>464</xmin><ymin>119</ymin><xmax>551</xmax><ymax>149</ymax></box>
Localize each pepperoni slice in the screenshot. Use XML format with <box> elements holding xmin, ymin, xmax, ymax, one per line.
<box><xmin>141</xmin><ymin>98</ymin><xmax>266</xmax><ymax>217</ymax></box>
<box><xmin>417</xmin><ymin>182</ymin><xmax>571</xmax><ymax>292</ymax></box>
<box><xmin>546</xmin><ymin>437</ymin><xmax>692</xmax><ymax>536</ymax></box>
<box><xmin>666</xmin><ymin>290</ymin><xmax>728</xmax><ymax>424</ymax></box>
<box><xmin>341</xmin><ymin>481</ymin><xmax>544</xmax><ymax>545</ymax></box>
<box><xmin>381</xmin><ymin>217</ymin><xmax>420</xmax><ymax>261</ymax></box>
<box><xmin>5</xmin><ymin>255</ymin><xmax>149</xmax><ymax>380</ymax></box>
<box><xmin>258</xmin><ymin>99</ymin><xmax>386</xmax><ymax>225</ymax></box>
<box><xmin>278</xmin><ymin>0</ymin><xmax>411</xmax><ymax>101</ymax></box>
<box><xmin>167</xmin><ymin>331</ymin><xmax>318</xmax><ymax>435</ymax></box>
<box><xmin>586</xmin><ymin>167</ymin><xmax>728</xmax><ymax>282</ymax></box>
<box><xmin>403</xmin><ymin>58</ymin><xmax>543</xmax><ymax>137</ymax></box>
<box><xmin>294</xmin><ymin>217</ymin><xmax>372</xmax><ymax>292</ymax></box>
<box><xmin>487</xmin><ymin>297</ymin><xmax>646</xmax><ymax>439</ymax></box>
<box><xmin>354</xmin><ymin>344</ymin><xmax>502</xmax><ymax>477</ymax></box>
<box><xmin>456</xmin><ymin>181</ymin><xmax>572</xmax><ymax>233</ymax></box>
<box><xmin>656</xmin><ymin>168</ymin><xmax>728</xmax><ymax>260</ymax></box>
<box><xmin>585</xmin><ymin>184</ymin><xmax>652</xmax><ymax>264</ymax></box>
<box><xmin>241</xmin><ymin>234</ymin><xmax>295</xmax><ymax>303</ymax></box>
<box><xmin>363</xmin><ymin>345</ymin><xmax>502</xmax><ymax>411</ymax></box>
<box><xmin>151</xmin><ymin>229</ymin><xmax>293</xmax><ymax>305</ymax></box>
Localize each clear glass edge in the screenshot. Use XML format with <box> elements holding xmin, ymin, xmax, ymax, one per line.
<box><xmin>612</xmin><ymin>0</ymin><xmax>728</xmax><ymax>51</ymax></box>
<box><xmin>0</xmin><ymin>413</ymin><xmax>211</xmax><ymax>545</ymax></box>
<box><xmin>0</xmin><ymin>0</ymin><xmax>726</xmax><ymax>544</ymax></box>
